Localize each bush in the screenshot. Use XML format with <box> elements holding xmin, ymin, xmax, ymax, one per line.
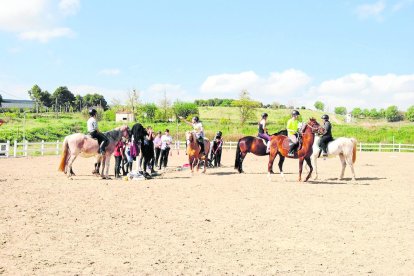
<box><xmin>385</xmin><ymin>105</ymin><xmax>402</xmax><ymax>122</ymax></box>
<box><xmin>172</xmin><ymin>101</ymin><xmax>199</xmax><ymax>118</ymax></box>
<box><xmin>405</xmin><ymin>106</ymin><xmax>414</xmax><ymax>122</ymax></box>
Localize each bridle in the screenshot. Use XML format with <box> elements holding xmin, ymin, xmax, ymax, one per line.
<box><xmin>302</xmin><ymin>121</ymin><xmax>321</xmax><ymax>134</ymax></box>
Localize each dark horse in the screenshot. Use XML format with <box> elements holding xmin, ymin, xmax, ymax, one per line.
<box><xmin>234</xmin><ymin>129</ymin><xmax>288</xmax><ymax>173</ymax></box>
<box><xmin>267</xmin><ymin>118</ymin><xmax>321</xmax><ymax>182</ymax></box>
<box><xmin>130</xmin><ymin>123</ymin><xmax>153</xmax><ymax>178</ymax></box>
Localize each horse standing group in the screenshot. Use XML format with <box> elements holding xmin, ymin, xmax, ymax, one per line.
<box><xmin>235</xmin><ymin>118</ymin><xmax>357</xmax><ymax>182</ymax></box>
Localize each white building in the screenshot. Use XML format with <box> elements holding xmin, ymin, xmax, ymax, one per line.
<box><xmin>345</xmin><ymin>113</ymin><xmax>352</xmax><ymax>123</ymax></box>
<box><xmin>115</xmin><ymin>112</ymin><xmax>135</xmax><ymax>123</ymax></box>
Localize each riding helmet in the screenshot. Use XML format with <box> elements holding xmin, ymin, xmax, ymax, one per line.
<box><xmin>216</xmin><ymin>131</ymin><xmax>222</xmax><ymax>137</ymax></box>
<box><xmin>321</xmin><ymin>114</ymin><xmax>329</xmax><ymax>120</ymax></box>
<box><xmin>261</xmin><ymin>112</ymin><xmax>268</xmax><ymax>118</ymax></box>
<box><xmin>291</xmin><ymin>110</ymin><xmax>300</xmax><ymax>116</ymax></box>
<box><xmin>192</xmin><ymin>116</ymin><xmax>199</xmax><ymax>122</ymax></box>
<box><xmin>89</xmin><ymin>108</ymin><xmax>97</xmax><ymax>116</ymax></box>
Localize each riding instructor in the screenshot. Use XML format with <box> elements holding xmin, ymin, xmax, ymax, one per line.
<box><xmin>319</xmin><ymin>114</ymin><xmax>333</xmax><ymax>157</ymax></box>
<box><xmin>287</xmin><ymin>110</ymin><xmax>302</xmax><ymax>157</ymax></box>
<box><xmin>180</xmin><ymin>115</ymin><xmax>206</xmax><ymax>157</ymax></box>
<box><xmin>87</xmin><ymin>108</ymin><xmax>109</xmax><ymax>155</ymax></box>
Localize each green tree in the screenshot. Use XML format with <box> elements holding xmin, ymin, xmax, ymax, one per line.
<box><xmin>74</xmin><ymin>95</ymin><xmax>83</xmax><ymax>112</ymax></box>
<box><xmin>0</xmin><ymin>94</ymin><xmax>2</xmax><ymax>107</ymax></box>
<box><xmin>52</xmin><ymin>86</ymin><xmax>75</xmax><ymax>112</ymax></box>
<box><xmin>334</xmin><ymin>106</ymin><xmax>347</xmax><ymax>115</ymax></box>
<box><xmin>28</xmin><ymin>85</ymin><xmax>51</xmax><ymax>112</ymax></box>
<box><xmin>232</xmin><ymin>90</ymin><xmax>261</xmax><ymax>125</ymax></box>
<box><xmin>83</xmin><ymin>93</ymin><xmax>108</xmax><ymax>110</ymax></box>
<box><xmin>158</xmin><ymin>90</ymin><xmax>171</xmax><ymax>121</ymax></box>
<box><xmin>140</xmin><ymin>103</ymin><xmax>158</xmax><ymax>122</ymax></box>
<box><xmin>385</xmin><ymin>105</ymin><xmax>401</xmax><ymax>122</ymax></box>
<box><xmin>406</xmin><ymin>106</ymin><xmax>414</xmax><ymax>122</ymax></box>
<box><xmin>369</xmin><ymin>108</ymin><xmax>380</xmax><ymax>119</ymax></box>
<box><xmin>172</xmin><ymin>101</ymin><xmax>199</xmax><ymax>118</ymax></box>
<box><xmin>314</xmin><ymin>101</ymin><xmax>325</xmax><ymax>111</ymax></box>
<box><xmin>351</xmin><ymin>107</ymin><xmax>362</xmax><ymax>118</ymax></box>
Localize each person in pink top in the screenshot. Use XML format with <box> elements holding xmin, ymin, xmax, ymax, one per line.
<box><xmin>153</xmin><ymin>131</ymin><xmax>162</xmax><ymax>167</ymax></box>
<box><xmin>113</xmin><ymin>140</ymin><xmax>125</xmax><ymax>178</ymax></box>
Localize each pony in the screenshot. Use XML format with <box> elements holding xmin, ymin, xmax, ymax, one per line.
<box><xmin>311</xmin><ymin>135</ymin><xmax>357</xmax><ymax>181</ymax></box>
<box><xmin>234</xmin><ymin>129</ymin><xmax>287</xmax><ymax>173</ymax></box>
<box><xmin>58</xmin><ymin>125</ymin><xmax>130</xmax><ymax>179</ymax></box>
<box><xmin>130</xmin><ymin>123</ymin><xmax>153</xmax><ymax>178</ymax></box>
<box><xmin>267</xmin><ymin>118</ymin><xmax>321</xmax><ymax>182</ymax></box>
<box><xmin>185</xmin><ymin>131</ymin><xmax>210</xmax><ymax>174</ymax></box>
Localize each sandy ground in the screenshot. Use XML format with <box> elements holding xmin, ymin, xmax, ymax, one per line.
<box><xmin>0</xmin><ymin>149</ymin><xmax>413</xmax><ymax>275</ymax></box>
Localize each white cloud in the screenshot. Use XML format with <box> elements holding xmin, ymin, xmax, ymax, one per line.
<box><xmin>18</xmin><ymin>27</ymin><xmax>75</xmax><ymax>43</ymax></box>
<box><xmin>98</xmin><ymin>69</ymin><xmax>121</xmax><ymax>76</ymax></box>
<box><xmin>0</xmin><ymin>0</ymin><xmax>78</xmax><ymax>42</ymax></box>
<box><xmin>392</xmin><ymin>0</ymin><xmax>414</xmax><ymax>11</ymax></box>
<box><xmin>142</xmin><ymin>84</ymin><xmax>189</xmax><ymax>103</ymax></box>
<box><xmin>355</xmin><ymin>1</ymin><xmax>385</xmax><ymax>20</ymax></box>
<box><xmin>200</xmin><ymin>69</ymin><xmax>311</xmax><ymax>103</ymax></box>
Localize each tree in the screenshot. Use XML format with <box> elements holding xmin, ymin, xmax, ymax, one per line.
<box><xmin>158</xmin><ymin>90</ymin><xmax>171</xmax><ymax>121</ymax></box>
<box><xmin>126</xmin><ymin>89</ymin><xmax>140</xmax><ymax>116</ymax></box>
<box><xmin>231</xmin><ymin>90</ymin><xmax>261</xmax><ymax>125</ymax></box>
<box><xmin>52</xmin><ymin>86</ymin><xmax>75</xmax><ymax>112</ymax></box>
<box><xmin>172</xmin><ymin>101</ymin><xmax>199</xmax><ymax>119</ymax></box>
<box><xmin>0</xmin><ymin>94</ymin><xmax>2</xmax><ymax>107</ymax></box>
<box><xmin>369</xmin><ymin>108</ymin><xmax>380</xmax><ymax>119</ymax></box>
<box><xmin>351</xmin><ymin>107</ymin><xmax>362</xmax><ymax>118</ymax></box>
<box><xmin>334</xmin><ymin>106</ymin><xmax>347</xmax><ymax>115</ymax></box>
<box><xmin>314</xmin><ymin>101</ymin><xmax>325</xmax><ymax>111</ymax></box>
<box><xmin>83</xmin><ymin>93</ymin><xmax>108</xmax><ymax>110</ymax></box>
<box><xmin>140</xmin><ymin>103</ymin><xmax>158</xmax><ymax>122</ymax></box>
<box><xmin>28</xmin><ymin>85</ymin><xmax>51</xmax><ymax>112</ymax></box>
<box><xmin>405</xmin><ymin>106</ymin><xmax>414</xmax><ymax>122</ymax></box>
<box><xmin>385</xmin><ymin>105</ymin><xmax>401</xmax><ymax>122</ymax></box>
<box><xmin>74</xmin><ymin>95</ymin><xmax>83</xmax><ymax>112</ymax></box>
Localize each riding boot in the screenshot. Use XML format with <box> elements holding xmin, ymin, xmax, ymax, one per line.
<box><xmin>99</xmin><ymin>141</ymin><xmax>106</xmax><ymax>155</ymax></box>
<box><xmin>288</xmin><ymin>142</ymin><xmax>295</xmax><ymax>157</ymax></box>
<box><xmin>199</xmin><ymin>140</ymin><xmax>205</xmax><ymax>156</ymax></box>
<box><xmin>266</xmin><ymin>141</ymin><xmax>271</xmax><ymax>153</ymax></box>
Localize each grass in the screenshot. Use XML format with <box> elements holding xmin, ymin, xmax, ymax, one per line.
<box><xmin>0</xmin><ymin>107</ymin><xmax>413</xmax><ymax>143</ymax></box>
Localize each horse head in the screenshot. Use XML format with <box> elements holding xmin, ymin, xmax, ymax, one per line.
<box><xmin>119</xmin><ymin>125</ymin><xmax>130</xmax><ymax>139</ymax></box>
<box><xmin>185</xmin><ymin>131</ymin><xmax>194</xmax><ymax>142</ymax></box>
<box><xmin>131</xmin><ymin>123</ymin><xmax>148</xmax><ymax>143</ymax></box>
<box><xmin>302</xmin><ymin>118</ymin><xmax>321</xmax><ymax>134</ymax></box>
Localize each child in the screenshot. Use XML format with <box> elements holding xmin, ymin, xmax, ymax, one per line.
<box><xmin>113</xmin><ymin>139</ymin><xmax>124</xmax><ymax>178</ymax></box>
<box><xmin>211</xmin><ymin>131</ymin><xmax>223</xmax><ymax>167</ymax></box>
<box><xmin>159</xmin><ymin>129</ymin><xmax>173</xmax><ymax>170</ymax></box>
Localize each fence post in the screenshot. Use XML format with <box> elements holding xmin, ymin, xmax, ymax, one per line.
<box><xmin>359</xmin><ymin>142</ymin><xmax>362</xmax><ymax>152</ymax></box>
<box><xmin>56</xmin><ymin>140</ymin><xmax>60</xmax><ymax>155</ymax></box>
<box><xmin>24</xmin><ymin>140</ymin><xmax>28</xmax><ymax>157</ymax></box>
<box><xmin>399</xmin><ymin>143</ymin><xmax>401</xmax><ymax>153</ymax></box>
<box><xmin>41</xmin><ymin>140</ymin><xmax>45</xmax><ymax>156</ymax></box>
<box><xmin>6</xmin><ymin>140</ymin><xmax>10</xmax><ymax>158</ymax></box>
<box><xmin>379</xmin><ymin>143</ymin><xmax>381</xmax><ymax>152</ymax></box>
<box><xmin>14</xmin><ymin>140</ymin><xmax>17</xmax><ymax>157</ymax></box>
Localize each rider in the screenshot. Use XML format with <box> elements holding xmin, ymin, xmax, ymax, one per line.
<box><xmin>87</xmin><ymin>108</ymin><xmax>109</xmax><ymax>155</ymax></box>
<box><xmin>287</xmin><ymin>110</ymin><xmax>302</xmax><ymax>157</ymax></box>
<box><xmin>181</xmin><ymin>116</ymin><xmax>206</xmax><ymax>156</ymax></box>
<box><xmin>258</xmin><ymin>112</ymin><xmax>271</xmax><ymax>153</ymax></box>
<box><xmin>319</xmin><ymin>114</ymin><xmax>333</xmax><ymax>157</ymax></box>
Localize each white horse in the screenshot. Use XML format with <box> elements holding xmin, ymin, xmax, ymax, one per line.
<box><xmin>311</xmin><ymin>135</ymin><xmax>357</xmax><ymax>181</ymax></box>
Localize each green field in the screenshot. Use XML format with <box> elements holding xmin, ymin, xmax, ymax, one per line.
<box><xmin>0</xmin><ymin>107</ymin><xmax>413</xmax><ymax>143</ymax></box>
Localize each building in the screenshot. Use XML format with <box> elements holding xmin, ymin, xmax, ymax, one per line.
<box><xmin>115</xmin><ymin>112</ymin><xmax>135</xmax><ymax>123</ymax></box>
<box><xmin>1</xmin><ymin>99</ymin><xmax>35</xmax><ymax>109</ymax></box>
<box><xmin>345</xmin><ymin>113</ymin><xmax>352</xmax><ymax>123</ymax></box>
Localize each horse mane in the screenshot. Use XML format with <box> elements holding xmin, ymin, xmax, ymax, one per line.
<box><xmin>104</xmin><ymin>127</ymin><xmax>123</xmax><ymax>141</ymax></box>
<box><xmin>131</xmin><ymin>123</ymin><xmax>147</xmax><ymax>143</ymax></box>
<box><xmin>271</xmin><ymin>129</ymin><xmax>288</xmax><ymax>136</ymax></box>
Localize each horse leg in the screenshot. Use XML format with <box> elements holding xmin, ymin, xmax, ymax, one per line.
<box><xmin>345</xmin><ymin>154</ymin><xmax>356</xmax><ymax>181</ymax></box>
<box><xmin>338</xmin><ymin>153</ymin><xmax>346</xmax><ymax>180</ymax></box>
<box><xmin>304</xmin><ymin>157</ymin><xmax>313</xmax><ymax>182</ymax></box>
<box><xmin>298</xmin><ymin>158</ymin><xmax>304</xmax><ymax>182</ymax></box>
<box><xmin>238</xmin><ymin>152</ymin><xmax>247</xmax><ymax>173</ymax></box>
<box><xmin>104</xmin><ymin>155</ymin><xmax>111</xmax><ymax>179</ymax></box>
<box><xmin>313</xmin><ymin>154</ymin><xmax>318</xmax><ymax>180</ymax></box>
<box><xmin>67</xmin><ymin>154</ymin><xmax>78</xmax><ymax>177</ymax></box>
<box><xmin>267</xmin><ymin>151</ymin><xmax>278</xmax><ymax>181</ymax></box>
<box><xmin>100</xmin><ymin>155</ymin><xmax>107</xmax><ymax>179</ymax></box>
<box><xmin>278</xmin><ymin>154</ymin><xmax>286</xmax><ymax>181</ymax></box>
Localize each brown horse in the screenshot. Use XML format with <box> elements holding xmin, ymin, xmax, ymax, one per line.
<box><xmin>185</xmin><ymin>131</ymin><xmax>210</xmax><ymax>174</ymax></box>
<box><xmin>234</xmin><ymin>129</ymin><xmax>287</xmax><ymax>173</ymax></box>
<box><xmin>58</xmin><ymin>125</ymin><xmax>130</xmax><ymax>179</ymax></box>
<box><xmin>268</xmin><ymin>118</ymin><xmax>321</xmax><ymax>182</ymax></box>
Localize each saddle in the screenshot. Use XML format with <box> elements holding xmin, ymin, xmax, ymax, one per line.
<box><xmin>282</xmin><ymin>134</ymin><xmax>303</xmax><ymax>151</ymax></box>
<box><xmin>257</xmin><ymin>137</ymin><xmax>268</xmax><ymax>146</ymax></box>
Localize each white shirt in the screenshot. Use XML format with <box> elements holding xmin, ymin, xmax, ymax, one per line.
<box><xmin>160</xmin><ymin>134</ymin><xmax>172</xmax><ymax>150</ymax></box>
<box><xmin>192</xmin><ymin>122</ymin><xmax>204</xmax><ymax>138</ymax></box>
<box><xmin>87</xmin><ymin>117</ymin><xmax>98</xmax><ymax>133</ymax></box>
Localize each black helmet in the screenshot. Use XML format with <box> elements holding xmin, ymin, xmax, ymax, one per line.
<box><xmin>216</xmin><ymin>131</ymin><xmax>222</xmax><ymax>137</ymax></box>
<box><xmin>321</xmin><ymin>114</ymin><xmax>329</xmax><ymax>120</ymax></box>
<box><xmin>89</xmin><ymin>108</ymin><xmax>97</xmax><ymax>116</ymax></box>
<box><xmin>291</xmin><ymin>110</ymin><xmax>300</xmax><ymax>116</ymax></box>
<box><xmin>261</xmin><ymin>112</ymin><xmax>268</xmax><ymax>118</ymax></box>
<box><xmin>192</xmin><ymin>116</ymin><xmax>199</xmax><ymax>122</ymax></box>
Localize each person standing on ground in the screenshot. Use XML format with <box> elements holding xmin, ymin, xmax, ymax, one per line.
<box><xmin>159</xmin><ymin>129</ymin><xmax>173</xmax><ymax>170</ymax></box>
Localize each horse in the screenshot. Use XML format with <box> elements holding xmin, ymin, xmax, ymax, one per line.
<box><xmin>130</xmin><ymin>123</ymin><xmax>153</xmax><ymax>178</ymax></box>
<box><xmin>267</xmin><ymin>118</ymin><xmax>322</xmax><ymax>182</ymax></box>
<box><xmin>311</xmin><ymin>135</ymin><xmax>357</xmax><ymax>181</ymax></box>
<box><xmin>234</xmin><ymin>129</ymin><xmax>287</xmax><ymax>173</ymax></box>
<box><xmin>58</xmin><ymin>125</ymin><xmax>130</xmax><ymax>179</ymax></box>
<box><xmin>185</xmin><ymin>131</ymin><xmax>210</xmax><ymax>174</ymax></box>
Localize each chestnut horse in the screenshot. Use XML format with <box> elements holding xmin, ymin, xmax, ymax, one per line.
<box><xmin>185</xmin><ymin>131</ymin><xmax>210</xmax><ymax>174</ymax></box>
<box><xmin>234</xmin><ymin>129</ymin><xmax>287</xmax><ymax>173</ymax></box>
<box><xmin>268</xmin><ymin>118</ymin><xmax>321</xmax><ymax>182</ymax></box>
<box><xmin>58</xmin><ymin>125</ymin><xmax>130</xmax><ymax>179</ymax></box>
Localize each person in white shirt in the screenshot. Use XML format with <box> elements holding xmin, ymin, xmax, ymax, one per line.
<box><xmin>159</xmin><ymin>129</ymin><xmax>173</xmax><ymax>170</ymax></box>
<box><xmin>180</xmin><ymin>116</ymin><xmax>206</xmax><ymax>156</ymax></box>
<box><xmin>87</xmin><ymin>108</ymin><xmax>108</xmax><ymax>154</ymax></box>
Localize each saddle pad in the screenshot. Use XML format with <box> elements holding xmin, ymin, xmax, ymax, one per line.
<box><xmin>257</xmin><ymin>137</ymin><xmax>267</xmax><ymax>146</ymax></box>
<box><xmin>282</xmin><ymin>138</ymin><xmax>290</xmax><ymax>151</ymax></box>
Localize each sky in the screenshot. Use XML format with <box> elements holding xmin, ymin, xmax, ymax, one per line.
<box><xmin>0</xmin><ymin>0</ymin><xmax>414</xmax><ymax>111</ymax></box>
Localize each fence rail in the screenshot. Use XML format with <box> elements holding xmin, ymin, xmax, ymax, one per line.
<box><xmin>1</xmin><ymin>140</ymin><xmax>414</xmax><ymax>158</ymax></box>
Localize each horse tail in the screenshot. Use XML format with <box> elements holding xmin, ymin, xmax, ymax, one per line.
<box><xmin>351</xmin><ymin>138</ymin><xmax>357</xmax><ymax>164</ymax></box>
<box><xmin>58</xmin><ymin>137</ymin><xmax>69</xmax><ymax>172</ymax></box>
<box><xmin>234</xmin><ymin>139</ymin><xmax>241</xmax><ymax>169</ymax></box>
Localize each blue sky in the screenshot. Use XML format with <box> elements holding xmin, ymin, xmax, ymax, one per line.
<box><xmin>1</xmin><ymin>0</ymin><xmax>413</xmax><ymax>110</ymax></box>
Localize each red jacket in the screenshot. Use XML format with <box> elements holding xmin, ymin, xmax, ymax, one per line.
<box><xmin>114</xmin><ymin>141</ymin><xmax>124</xmax><ymax>157</ymax></box>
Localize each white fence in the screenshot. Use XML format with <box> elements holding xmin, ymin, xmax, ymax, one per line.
<box><xmin>1</xmin><ymin>140</ymin><xmax>414</xmax><ymax>158</ymax></box>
